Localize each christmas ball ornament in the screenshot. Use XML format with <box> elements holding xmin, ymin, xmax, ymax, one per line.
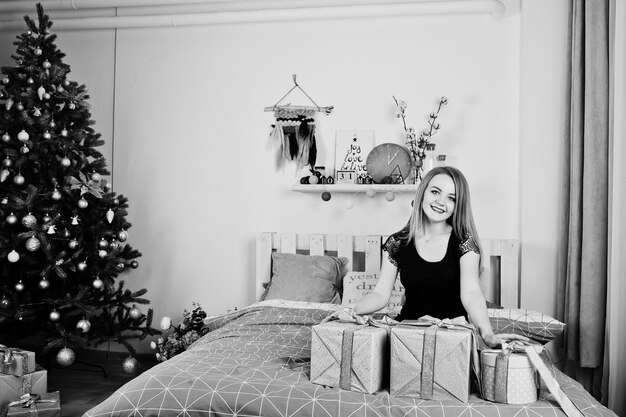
<box><xmin>92</xmin><ymin>277</ymin><xmax>104</xmax><ymax>290</ymax></box>
<box><xmin>42</xmin><ymin>214</ymin><xmax>51</xmax><ymax>223</ymax></box>
<box><xmin>34</xmin><ymin>48</ymin><xmax>42</xmax><ymax>56</ymax></box>
<box><xmin>49</xmin><ymin>309</ymin><xmax>60</xmax><ymax>321</ymax></box>
<box><xmin>22</xmin><ymin>213</ymin><xmax>37</xmax><ymax>228</ymax></box>
<box><xmin>16</xmin><ymin>102</ymin><xmax>24</xmax><ymax>111</ymax></box>
<box><xmin>385</xmin><ymin>191</ymin><xmax>395</xmax><ymax>202</ymax></box>
<box><xmin>116</xmin><ymin>262</ymin><xmax>125</xmax><ymax>271</ymax></box>
<box><xmin>64</xmin><ymin>80</ymin><xmax>70</xmax><ymax>87</ymax></box>
<box><xmin>7</xmin><ymin>250</ymin><xmax>20</xmax><ymax>263</ymax></box>
<box><xmin>20</xmin><ymin>145</ymin><xmax>29</xmax><ymax>154</ymax></box>
<box><xmin>309</xmin><ymin>175</ymin><xmax>319</xmax><ymax>185</ymax></box>
<box><xmin>27</xmin><ymin>78</ymin><xmax>34</xmax><ymax>85</ymax></box>
<box><xmin>76</xmin><ymin>318</ymin><xmax>91</xmax><ymax>332</ymax></box>
<box><xmin>43</xmin><ymin>131</ymin><xmax>51</xmax><ymax>140</ymax></box>
<box><xmin>345</xmin><ymin>199</ymin><xmax>354</xmax><ymax>210</ymax></box>
<box><xmin>25</xmin><ymin>236</ymin><xmax>41</xmax><ymax>252</ymax></box>
<box><xmin>49</xmin><ymin>119</ymin><xmax>56</xmax><ymax>128</ymax></box>
<box><xmin>117</xmin><ymin>230</ymin><xmax>128</xmax><ymax>242</ymax></box>
<box><xmin>109</xmin><ymin>240</ymin><xmax>119</xmax><ymax>250</ymax></box>
<box><xmin>43</xmin><ymin>93</ymin><xmax>50</xmax><ymax>100</ymax></box>
<box><xmin>106</xmin><ymin>209</ymin><xmax>114</xmax><ymax>223</ymax></box>
<box><xmin>366</xmin><ymin>189</ymin><xmax>376</xmax><ymax>198</ymax></box>
<box><xmin>130</xmin><ymin>260</ymin><xmax>139</xmax><ymax>269</ymax></box>
<box><xmin>0</xmin><ymin>296</ymin><xmax>11</xmax><ymax>309</ymax></box>
<box><xmin>1</xmin><ymin>133</ymin><xmax>9</xmax><ymax>143</ymax></box>
<box><xmin>56</xmin><ymin>85</ymin><xmax>64</xmax><ymax>93</ymax></box>
<box><xmin>98</xmin><ymin>250</ymin><xmax>107</xmax><ymax>258</ymax></box>
<box><xmin>39</xmin><ymin>279</ymin><xmax>50</xmax><ymax>290</ymax></box>
<box><xmin>60</xmin><ymin>128</ymin><xmax>68</xmax><ymax>137</ymax></box>
<box><xmin>42</xmin><ymin>60</ymin><xmax>51</xmax><ymax>69</ymax></box>
<box><xmin>321</xmin><ymin>191</ymin><xmax>332</xmax><ymax>202</ymax></box>
<box><xmin>60</xmin><ymin>157</ymin><xmax>71</xmax><ymax>167</ymax></box>
<box><xmin>56</xmin><ymin>348</ymin><xmax>75</xmax><ymax>366</ymax></box>
<box><xmin>98</xmin><ymin>238</ymin><xmax>108</xmax><ymax>249</ymax></box>
<box><xmin>77</xmin><ymin>261</ymin><xmax>87</xmax><ymax>271</ymax></box>
<box><xmin>112</xmin><ymin>198</ymin><xmax>119</xmax><ymax>206</ymax></box>
<box><xmin>6</xmin><ymin>214</ymin><xmax>17</xmax><ymax>225</ymax></box>
<box><xmin>122</xmin><ymin>356</ymin><xmax>139</xmax><ymax>374</ymax></box>
<box><xmin>15</xmin><ymin>281</ymin><xmax>24</xmax><ymax>292</ymax></box>
<box><xmin>13</xmin><ymin>174</ymin><xmax>25</xmax><ymax>185</ymax></box>
<box><xmin>17</xmin><ymin>130</ymin><xmax>29</xmax><ymax>142</ymax></box>
<box><xmin>77</xmin><ymin>198</ymin><xmax>88</xmax><ymax>209</ymax></box>
<box><xmin>2</xmin><ymin>157</ymin><xmax>10</xmax><ymax>167</ymax></box>
<box><xmin>91</xmin><ymin>172</ymin><xmax>101</xmax><ymax>182</ymax></box>
<box><xmin>129</xmin><ymin>306</ymin><xmax>142</xmax><ymax>319</ymax></box>
<box><xmin>103</xmin><ymin>182</ymin><xmax>112</xmax><ymax>192</ymax></box>
<box><xmin>68</xmin><ymin>239</ymin><xmax>79</xmax><ymax>249</ymax></box>
<box><xmin>1</xmin><ymin>77</ymin><xmax>8</xmax><ymax>84</ymax></box>
<box><xmin>52</xmin><ymin>189</ymin><xmax>62</xmax><ymax>200</ymax></box>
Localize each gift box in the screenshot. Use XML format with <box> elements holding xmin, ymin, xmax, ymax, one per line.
<box><xmin>390</xmin><ymin>316</ymin><xmax>479</xmax><ymax>402</ymax></box>
<box><xmin>0</xmin><ymin>366</ymin><xmax>47</xmax><ymax>412</ymax></box>
<box><xmin>481</xmin><ymin>348</ymin><xmax>538</xmax><ymax>404</ymax></box>
<box><xmin>5</xmin><ymin>391</ymin><xmax>60</xmax><ymax>417</ymax></box>
<box><xmin>0</xmin><ymin>347</ymin><xmax>36</xmax><ymax>377</ymax></box>
<box><xmin>310</xmin><ymin>320</ymin><xmax>388</xmax><ymax>394</ymax></box>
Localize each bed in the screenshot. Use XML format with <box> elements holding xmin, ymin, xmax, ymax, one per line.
<box><xmin>83</xmin><ymin>232</ymin><xmax>617</xmax><ymax>417</ymax></box>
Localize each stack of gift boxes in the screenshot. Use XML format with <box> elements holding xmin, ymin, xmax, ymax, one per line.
<box><xmin>310</xmin><ymin>315</ymin><xmax>576</xmax><ymax>414</ymax></box>
<box><xmin>0</xmin><ymin>346</ymin><xmax>61</xmax><ymax>417</ymax></box>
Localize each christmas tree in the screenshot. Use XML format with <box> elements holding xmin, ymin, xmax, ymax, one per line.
<box><xmin>0</xmin><ymin>4</ymin><xmax>159</xmax><ymax>371</ymax></box>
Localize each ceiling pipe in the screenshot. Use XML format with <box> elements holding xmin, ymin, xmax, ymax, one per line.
<box><xmin>0</xmin><ymin>1</ymin><xmax>506</xmax><ymax>31</ymax></box>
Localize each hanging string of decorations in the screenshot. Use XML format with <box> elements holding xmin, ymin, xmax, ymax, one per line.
<box><xmin>265</xmin><ymin>74</ymin><xmax>333</xmax><ymax>172</ymax></box>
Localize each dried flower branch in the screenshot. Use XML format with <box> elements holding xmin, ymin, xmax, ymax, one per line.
<box><xmin>152</xmin><ymin>302</ymin><xmax>209</xmax><ymax>361</ymax></box>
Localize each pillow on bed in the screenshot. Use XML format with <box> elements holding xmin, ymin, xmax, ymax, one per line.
<box><xmin>488</xmin><ymin>308</ymin><xmax>566</xmax><ymax>343</ymax></box>
<box><xmin>341</xmin><ymin>271</ymin><xmax>404</xmax><ymax>317</ymax></box>
<box><xmin>261</xmin><ymin>252</ymin><xmax>348</xmax><ymax>304</ymax></box>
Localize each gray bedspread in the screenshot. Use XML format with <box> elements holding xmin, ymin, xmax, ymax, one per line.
<box><xmin>83</xmin><ymin>300</ymin><xmax>617</xmax><ymax>417</ymax></box>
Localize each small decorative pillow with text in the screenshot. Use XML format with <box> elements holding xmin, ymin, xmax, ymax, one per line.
<box><xmin>488</xmin><ymin>308</ymin><xmax>566</xmax><ymax>343</ymax></box>
<box><xmin>261</xmin><ymin>252</ymin><xmax>348</xmax><ymax>304</ymax></box>
<box><xmin>341</xmin><ymin>271</ymin><xmax>404</xmax><ymax>317</ymax></box>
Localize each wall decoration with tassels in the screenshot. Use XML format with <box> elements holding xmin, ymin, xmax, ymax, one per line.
<box><xmin>265</xmin><ymin>75</ymin><xmax>333</xmax><ymax>173</ymax></box>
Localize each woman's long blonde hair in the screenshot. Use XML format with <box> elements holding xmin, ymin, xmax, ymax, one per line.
<box><xmin>404</xmin><ymin>166</ymin><xmax>481</xmax><ymax>254</ymax></box>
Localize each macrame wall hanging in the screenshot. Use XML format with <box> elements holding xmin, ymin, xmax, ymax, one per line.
<box><xmin>265</xmin><ymin>75</ymin><xmax>333</xmax><ymax>172</ymax></box>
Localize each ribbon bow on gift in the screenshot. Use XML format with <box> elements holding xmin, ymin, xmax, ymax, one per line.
<box><xmin>8</xmin><ymin>393</ymin><xmax>57</xmax><ymax>408</ymax></box>
<box><xmin>0</xmin><ymin>344</ymin><xmax>16</xmax><ymax>366</ymax></box>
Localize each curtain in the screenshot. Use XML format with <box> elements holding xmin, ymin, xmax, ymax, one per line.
<box><xmin>557</xmin><ymin>0</ymin><xmax>609</xmax><ymax>401</ymax></box>
<box><xmin>605</xmin><ymin>1</ymin><xmax>626</xmax><ymax>415</ymax></box>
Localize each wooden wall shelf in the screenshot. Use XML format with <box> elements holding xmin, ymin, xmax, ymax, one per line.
<box><xmin>291</xmin><ymin>184</ymin><xmax>418</xmax><ymax>193</ymax></box>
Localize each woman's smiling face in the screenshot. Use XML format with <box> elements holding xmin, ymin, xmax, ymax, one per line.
<box><xmin>422</xmin><ymin>174</ymin><xmax>456</xmax><ymax>223</ymax></box>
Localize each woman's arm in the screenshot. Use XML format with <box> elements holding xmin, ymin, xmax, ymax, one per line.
<box><xmin>460</xmin><ymin>252</ymin><xmax>529</xmax><ymax>347</ymax></box>
<box><xmin>352</xmin><ymin>252</ymin><xmax>398</xmax><ymax>315</ymax></box>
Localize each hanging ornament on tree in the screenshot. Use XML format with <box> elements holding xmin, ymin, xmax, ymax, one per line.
<box><xmin>17</xmin><ymin>130</ymin><xmax>29</xmax><ymax>142</ymax></box>
<box><xmin>13</xmin><ymin>174</ymin><xmax>25</xmax><ymax>185</ymax></box>
<box><xmin>77</xmin><ymin>198</ymin><xmax>88</xmax><ymax>209</ymax></box>
<box><xmin>71</xmin><ymin>216</ymin><xmax>79</xmax><ymax>225</ymax></box>
<box><xmin>76</xmin><ymin>318</ymin><xmax>91</xmax><ymax>332</ymax></box>
<box><xmin>122</xmin><ymin>356</ymin><xmax>139</xmax><ymax>374</ymax></box>
<box><xmin>49</xmin><ymin>309</ymin><xmax>60</xmax><ymax>322</ymax></box>
<box><xmin>34</xmin><ymin>47</ymin><xmax>42</xmax><ymax>56</ymax></box>
<box><xmin>0</xmin><ymin>296</ymin><xmax>11</xmax><ymax>309</ymax></box>
<box><xmin>2</xmin><ymin>157</ymin><xmax>11</xmax><ymax>167</ymax></box>
<box><xmin>20</xmin><ymin>145</ymin><xmax>29</xmax><ymax>154</ymax></box>
<box><xmin>22</xmin><ymin>213</ymin><xmax>37</xmax><ymax>228</ymax></box>
<box><xmin>92</xmin><ymin>277</ymin><xmax>103</xmax><ymax>290</ymax></box>
<box><xmin>118</xmin><ymin>230</ymin><xmax>128</xmax><ymax>242</ymax></box>
<box><xmin>106</xmin><ymin>209</ymin><xmax>114</xmax><ymax>223</ymax></box>
<box><xmin>1</xmin><ymin>133</ymin><xmax>9</xmax><ymax>143</ymax></box>
<box><xmin>6</xmin><ymin>213</ymin><xmax>17</xmax><ymax>224</ymax></box>
<box><xmin>37</xmin><ymin>86</ymin><xmax>45</xmax><ymax>100</ymax></box>
<box><xmin>52</xmin><ymin>188</ymin><xmax>62</xmax><ymax>200</ymax></box>
<box><xmin>25</xmin><ymin>236</ymin><xmax>41</xmax><ymax>252</ymax></box>
<box><xmin>5</xmin><ymin>98</ymin><xmax>14</xmax><ymax>110</ymax></box>
<box><xmin>109</xmin><ymin>240</ymin><xmax>119</xmax><ymax>250</ymax></box>
<box><xmin>43</xmin><ymin>130</ymin><xmax>51</xmax><ymax>139</ymax></box>
<box><xmin>42</xmin><ymin>213</ymin><xmax>51</xmax><ymax>223</ymax></box>
<box><xmin>98</xmin><ymin>238</ymin><xmax>108</xmax><ymax>249</ymax></box>
<box><xmin>38</xmin><ymin>278</ymin><xmax>50</xmax><ymax>290</ymax></box>
<box><xmin>60</xmin><ymin>128</ymin><xmax>68</xmax><ymax>137</ymax></box>
<box><xmin>42</xmin><ymin>60</ymin><xmax>51</xmax><ymax>69</ymax></box>
<box><xmin>129</xmin><ymin>306</ymin><xmax>142</xmax><ymax>320</ymax></box>
<box><xmin>98</xmin><ymin>250</ymin><xmax>107</xmax><ymax>258</ymax></box>
<box><xmin>91</xmin><ymin>172</ymin><xmax>101</xmax><ymax>182</ymax></box>
<box><xmin>49</xmin><ymin>119</ymin><xmax>56</xmax><ymax>128</ymax></box>
<box><xmin>68</xmin><ymin>239</ymin><xmax>79</xmax><ymax>249</ymax></box>
<box><xmin>16</xmin><ymin>102</ymin><xmax>24</xmax><ymax>111</ymax></box>
<box><xmin>77</xmin><ymin>261</ymin><xmax>87</xmax><ymax>271</ymax></box>
<box><xmin>56</xmin><ymin>347</ymin><xmax>75</xmax><ymax>366</ymax></box>
<box><xmin>130</xmin><ymin>260</ymin><xmax>139</xmax><ymax>269</ymax></box>
<box><xmin>27</xmin><ymin>77</ymin><xmax>34</xmax><ymax>85</ymax></box>
<box><xmin>60</xmin><ymin>157</ymin><xmax>71</xmax><ymax>167</ymax></box>
<box><xmin>14</xmin><ymin>280</ymin><xmax>24</xmax><ymax>292</ymax></box>
<box><xmin>7</xmin><ymin>250</ymin><xmax>19</xmax><ymax>263</ymax></box>
<box><xmin>47</xmin><ymin>225</ymin><xmax>56</xmax><ymax>234</ymax></box>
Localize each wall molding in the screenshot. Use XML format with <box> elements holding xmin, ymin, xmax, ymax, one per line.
<box><xmin>0</xmin><ymin>0</ymin><xmax>508</xmax><ymax>31</ymax></box>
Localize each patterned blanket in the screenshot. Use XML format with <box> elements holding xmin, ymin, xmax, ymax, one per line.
<box><xmin>84</xmin><ymin>300</ymin><xmax>616</xmax><ymax>417</ymax></box>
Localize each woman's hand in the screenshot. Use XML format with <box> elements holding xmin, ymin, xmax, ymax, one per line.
<box><xmin>482</xmin><ymin>332</ymin><xmax>531</xmax><ymax>348</ymax></box>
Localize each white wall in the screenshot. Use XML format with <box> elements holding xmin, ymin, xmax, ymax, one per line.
<box><xmin>0</xmin><ymin>1</ymin><xmax>571</xmax><ymax>353</ymax></box>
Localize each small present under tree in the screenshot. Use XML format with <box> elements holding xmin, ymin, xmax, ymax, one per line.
<box><xmin>0</xmin><ymin>4</ymin><xmax>159</xmax><ymax>371</ymax></box>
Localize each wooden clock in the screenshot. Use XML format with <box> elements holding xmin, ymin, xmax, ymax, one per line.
<box><xmin>365</xmin><ymin>143</ymin><xmax>413</xmax><ymax>184</ymax></box>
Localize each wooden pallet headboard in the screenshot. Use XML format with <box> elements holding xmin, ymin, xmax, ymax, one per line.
<box><xmin>255</xmin><ymin>232</ymin><xmax>520</xmax><ymax>308</ymax></box>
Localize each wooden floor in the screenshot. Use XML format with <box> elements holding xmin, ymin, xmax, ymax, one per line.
<box><xmin>46</xmin><ymin>351</ymin><xmax>157</xmax><ymax>417</ymax></box>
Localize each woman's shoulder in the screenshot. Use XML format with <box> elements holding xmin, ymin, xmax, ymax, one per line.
<box><xmin>383</xmin><ymin>229</ymin><xmax>411</xmax><ymax>266</ymax></box>
<box><xmin>457</xmin><ymin>232</ymin><xmax>480</xmax><ymax>256</ymax></box>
